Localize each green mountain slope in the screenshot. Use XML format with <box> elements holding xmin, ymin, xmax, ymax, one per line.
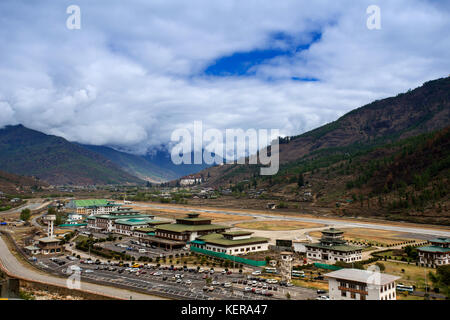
<box><xmin>0</xmin><ymin>125</ymin><xmax>143</xmax><ymax>185</ymax></box>
<box><xmin>81</xmin><ymin>144</ymin><xmax>178</xmax><ymax>183</ymax></box>
<box><xmin>200</xmin><ymin>76</ymin><xmax>450</xmax><ymax>187</ymax></box>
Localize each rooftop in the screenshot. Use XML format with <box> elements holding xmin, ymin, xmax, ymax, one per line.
<box><xmin>114</xmin><ymin>218</ymin><xmax>154</xmax><ymax>226</ymax></box>
<box><xmin>38</xmin><ymin>237</ymin><xmax>62</xmax><ymax>243</ymax></box>
<box><xmin>95</xmin><ymin>214</ymin><xmax>152</xmax><ymax>220</ymax></box>
<box><xmin>198</xmin><ymin>233</ymin><xmax>269</xmax><ymax>247</ymax></box>
<box><xmin>325</xmin><ymin>268</ymin><xmax>401</xmax><ymax>285</ymax></box>
<box><xmin>429</xmin><ymin>237</ymin><xmax>450</xmax><ymax>244</ymax></box>
<box><xmin>70</xmin><ymin>199</ymin><xmax>111</xmax><ymax>207</ymax></box>
<box><xmin>222</xmin><ymin>231</ymin><xmax>253</xmax><ymax>236</ymax></box>
<box><xmin>417</xmin><ymin>245</ymin><xmax>450</xmax><ymax>253</ymax></box>
<box><xmin>155</xmin><ymin>223</ymin><xmax>228</xmax><ymax>233</ymax></box>
<box><xmin>306</xmin><ymin>242</ymin><xmax>362</xmax><ymax>252</ymax></box>
<box><xmin>322</xmin><ymin>228</ymin><xmax>344</xmax><ymax>234</ymax></box>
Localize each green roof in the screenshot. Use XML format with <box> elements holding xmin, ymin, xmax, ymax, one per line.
<box><xmin>155</xmin><ymin>223</ymin><xmax>228</xmax><ymax>233</ymax></box>
<box><xmin>322</xmin><ymin>228</ymin><xmax>344</xmax><ymax>234</ymax></box>
<box><xmin>96</xmin><ymin>214</ymin><xmax>151</xmax><ymax>220</ymax></box>
<box><xmin>198</xmin><ymin>233</ymin><xmax>269</xmax><ymax>247</ymax></box>
<box><xmin>429</xmin><ymin>238</ymin><xmax>450</xmax><ymax>244</ymax></box>
<box><xmin>417</xmin><ymin>246</ymin><xmax>450</xmax><ymax>253</ymax></box>
<box><xmin>72</xmin><ymin>199</ymin><xmax>110</xmax><ymax>207</ymax></box>
<box><xmin>110</xmin><ymin>210</ymin><xmax>141</xmax><ymax>215</ymax></box>
<box><xmin>306</xmin><ymin>243</ymin><xmax>362</xmax><ymax>252</ymax></box>
<box><xmin>134</xmin><ymin>227</ymin><xmax>156</xmax><ymax>233</ymax></box>
<box><xmin>115</xmin><ymin>218</ymin><xmax>153</xmax><ymax>226</ymax></box>
<box><xmin>222</xmin><ymin>231</ymin><xmax>253</xmax><ymax>236</ymax></box>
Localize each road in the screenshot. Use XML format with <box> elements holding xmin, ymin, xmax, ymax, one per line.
<box><xmin>0</xmin><ymin>199</ymin><xmax>50</xmax><ymax>216</ymax></box>
<box><xmin>0</xmin><ymin>236</ymin><xmax>166</xmax><ymax>300</ymax></box>
<box><xmin>133</xmin><ymin>203</ymin><xmax>450</xmax><ymax>238</ymax></box>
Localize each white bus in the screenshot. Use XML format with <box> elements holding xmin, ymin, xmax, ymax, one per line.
<box><xmin>264</xmin><ymin>267</ymin><xmax>277</xmax><ymax>274</ymax></box>
<box><xmin>396</xmin><ymin>284</ymin><xmax>414</xmax><ymax>293</ymax></box>
<box><xmin>292</xmin><ymin>270</ymin><xmax>305</xmax><ymax>278</ymax></box>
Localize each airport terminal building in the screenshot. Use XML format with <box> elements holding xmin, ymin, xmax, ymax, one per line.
<box><xmin>305</xmin><ymin>228</ymin><xmax>362</xmax><ymax>263</ymax></box>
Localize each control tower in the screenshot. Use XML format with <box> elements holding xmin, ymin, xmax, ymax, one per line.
<box><xmin>44</xmin><ymin>215</ymin><xmax>56</xmax><ymax>238</ymax></box>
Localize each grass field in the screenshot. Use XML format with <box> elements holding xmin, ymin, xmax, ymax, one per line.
<box><xmin>310</xmin><ymin>227</ymin><xmax>422</xmax><ymax>246</ymax></box>
<box><xmin>234</xmin><ymin>220</ymin><xmax>324</xmax><ymax>231</ymax></box>
<box><xmin>366</xmin><ymin>261</ymin><xmax>436</xmax><ymax>289</ymax></box>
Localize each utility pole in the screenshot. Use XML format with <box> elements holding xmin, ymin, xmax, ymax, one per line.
<box><xmin>424</xmin><ymin>269</ymin><xmax>427</xmax><ymax>294</ymax></box>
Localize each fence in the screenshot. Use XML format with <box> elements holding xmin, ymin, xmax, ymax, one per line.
<box><xmin>190</xmin><ymin>246</ymin><xmax>266</xmax><ymax>267</ymax></box>
<box><xmin>313</xmin><ymin>262</ymin><xmax>342</xmax><ymax>271</ymax></box>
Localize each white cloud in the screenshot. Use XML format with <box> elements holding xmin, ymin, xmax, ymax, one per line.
<box><xmin>0</xmin><ymin>0</ymin><xmax>448</xmax><ymax>154</ymax></box>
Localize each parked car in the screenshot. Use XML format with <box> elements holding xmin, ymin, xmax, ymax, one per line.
<box><xmin>251</xmin><ymin>270</ymin><xmax>261</xmax><ymax>275</ymax></box>
<box><xmin>317</xmin><ymin>289</ymin><xmax>327</xmax><ymax>294</ymax></box>
<box><xmin>223</xmin><ymin>282</ymin><xmax>232</xmax><ymax>288</ymax></box>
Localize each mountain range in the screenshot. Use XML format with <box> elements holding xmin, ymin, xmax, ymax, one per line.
<box><xmin>0</xmin><ymin>76</ymin><xmax>448</xmax><ymax>192</ymax></box>
<box><xmin>0</xmin><ymin>125</ymin><xmax>212</xmax><ymax>185</ymax></box>
<box><xmin>196</xmin><ymin>76</ymin><xmax>450</xmax><ymax>224</ymax></box>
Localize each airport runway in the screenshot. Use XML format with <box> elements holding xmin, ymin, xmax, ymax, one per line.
<box><xmin>134</xmin><ymin>203</ymin><xmax>450</xmax><ymax>238</ymax></box>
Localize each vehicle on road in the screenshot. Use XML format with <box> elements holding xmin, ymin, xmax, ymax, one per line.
<box><xmin>251</xmin><ymin>270</ymin><xmax>261</xmax><ymax>275</ymax></box>
<box><xmin>396</xmin><ymin>284</ymin><xmax>414</xmax><ymax>292</ymax></box>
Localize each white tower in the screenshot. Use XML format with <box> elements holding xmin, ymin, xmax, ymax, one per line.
<box><xmin>44</xmin><ymin>215</ymin><xmax>56</xmax><ymax>238</ymax></box>
<box><xmin>280</xmin><ymin>251</ymin><xmax>293</xmax><ymax>282</ymax></box>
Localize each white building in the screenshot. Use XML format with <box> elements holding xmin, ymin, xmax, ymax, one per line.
<box><xmin>325</xmin><ymin>268</ymin><xmax>400</xmax><ymax>300</ymax></box>
<box><xmin>305</xmin><ymin>228</ymin><xmax>362</xmax><ymax>263</ymax></box>
<box><xmin>66</xmin><ymin>199</ymin><xmax>121</xmax><ymax>216</ymax></box>
<box><xmin>180</xmin><ymin>175</ymin><xmax>202</xmax><ymax>186</ymax></box>
<box><xmin>417</xmin><ymin>237</ymin><xmax>450</xmax><ymax>267</ymax></box>
<box><xmin>190</xmin><ymin>231</ymin><xmax>269</xmax><ymax>255</ymax></box>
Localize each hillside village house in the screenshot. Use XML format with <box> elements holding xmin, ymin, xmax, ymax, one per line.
<box><xmin>325</xmin><ymin>268</ymin><xmax>400</xmax><ymax>300</ymax></box>
<box><xmin>179</xmin><ymin>175</ymin><xmax>203</xmax><ymax>186</ymax></box>
<box><xmin>417</xmin><ymin>237</ymin><xmax>450</xmax><ymax>267</ymax></box>
<box><xmin>305</xmin><ymin>228</ymin><xmax>362</xmax><ymax>263</ymax></box>
<box><xmin>190</xmin><ymin>231</ymin><xmax>269</xmax><ymax>254</ymax></box>
<box><xmin>66</xmin><ymin>199</ymin><xmax>121</xmax><ymax>216</ymax></box>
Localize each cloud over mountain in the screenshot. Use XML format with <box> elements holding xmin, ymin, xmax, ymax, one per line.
<box><xmin>0</xmin><ymin>0</ymin><xmax>449</xmax><ymax>154</ymax></box>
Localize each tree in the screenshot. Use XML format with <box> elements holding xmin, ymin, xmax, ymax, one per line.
<box><xmin>297</xmin><ymin>174</ymin><xmax>304</xmax><ymax>188</ymax></box>
<box><xmin>20</xmin><ymin>208</ymin><xmax>31</xmax><ymax>221</ymax></box>
<box><xmin>375</xmin><ymin>262</ymin><xmax>385</xmax><ymax>272</ymax></box>
<box><xmin>428</xmin><ymin>265</ymin><xmax>450</xmax><ymax>297</ymax></box>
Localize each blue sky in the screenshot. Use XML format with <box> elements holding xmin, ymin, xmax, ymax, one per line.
<box><xmin>204</xmin><ymin>32</ymin><xmax>322</xmax><ymax>77</ymax></box>
<box><xmin>0</xmin><ymin>0</ymin><xmax>449</xmax><ymax>154</ymax></box>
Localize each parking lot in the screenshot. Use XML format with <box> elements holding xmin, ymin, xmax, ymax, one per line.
<box><xmin>32</xmin><ymin>255</ymin><xmax>318</xmax><ymax>300</ymax></box>
<box><xmin>93</xmin><ymin>237</ymin><xmax>188</xmax><ymax>259</ymax></box>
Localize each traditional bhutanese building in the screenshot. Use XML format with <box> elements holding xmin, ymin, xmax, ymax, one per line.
<box><xmin>190</xmin><ymin>231</ymin><xmax>269</xmax><ymax>255</ymax></box>
<box><xmin>154</xmin><ymin>213</ymin><xmax>229</xmax><ymax>242</ymax></box>
<box><xmin>87</xmin><ymin>207</ymin><xmax>154</xmax><ymax>233</ymax></box>
<box><xmin>305</xmin><ymin>228</ymin><xmax>362</xmax><ymax>263</ymax></box>
<box><xmin>325</xmin><ymin>268</ymin><xmax>400</xmax><ymax>300</ymax></box>
<box><xmin>417</xmin><ymin>237</ymin><xmax>450</xmax><ymax>267</ymax></box>
<box><xmin>66</xmin><ymin>199</ymin><xmax>121</xmax><ymax>216</ymax></box>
